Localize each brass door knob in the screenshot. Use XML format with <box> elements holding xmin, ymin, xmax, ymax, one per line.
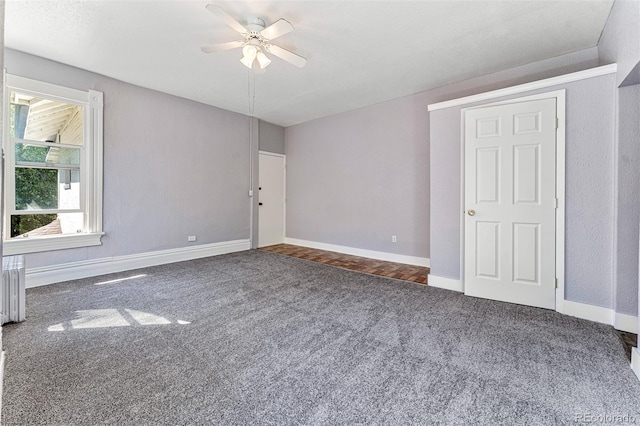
<box><xmin>467</xmin><ymin>209</ymin><xmax>476</xmax><ymax>216</ymax></box>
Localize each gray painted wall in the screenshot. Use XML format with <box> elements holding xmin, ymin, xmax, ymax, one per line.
<box><xmin>0</xmin><ymin>1</ymin><xmax>4</xmax><ymax>258</ymax></box>
<box><xmin>4</xmin><ymin>49</ymin><xmax>251</xmax><ymax>269</ymax></box>
<box><xmin>285</xmin><ymin>47</ymin><xmax>599</xmax><ymax>261</ymax></box>
<box><xmin>0</xmin><ymin>0</ymin><xmax>3</xmax><ymax>369</ymax></box>
<box><xmin>429</xmin><ymin>108</ymin><xmax>462</xmax><ymax>279</ymax></box>
<box><xmin>599</xmin><ymin>0</ymin><xmax>640</xmax><ymax>317</ymax></box>
<box><xmin>250</xmin><ymin>118</ymin><xmax>259</xmax><ymax>249</ymax></box>
<box><xmin>598</xmin><ymin>0</ymin><xmax>640</xmax><ymax>87</ymax></box>
<box><xmin>615</xmin><ymin>84</ymin><xmax>640</xmax><ymax>315</ymax></box>
<box><xmin>0</xmin><ymin>0</ymin><xmax>3</xmax><ymax>166</ymax></box>
<box><xmin>430</xmin><ymin>75</ymin><xmax>617</xmax><ymax>309</ymax></box>
<box><xmin>259</xmin><ymin>121</ymin><xmax>285</xmax><ymax>155</ymax></box>
<box><xmin>286</xmin><ymin>95</ymin><xmax>430</xmax><ymax>258</ymax></box>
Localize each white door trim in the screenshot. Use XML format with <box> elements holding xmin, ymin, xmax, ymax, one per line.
<box><xmin>428</xmin><ymin>64</ymin><xmax>615</xmax><ymax>111</ymax></box>
<box><xmin>258</xmin><ymin>151</ymin><xmax>286</xmax><ymax>246</ymax></box>
<box><xmin>460</xmin><ymin>89</ymin><xmax>566</xmax><ymax>313</ymax></box>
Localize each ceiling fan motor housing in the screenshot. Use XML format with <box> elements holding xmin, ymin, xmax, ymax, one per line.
<box><xmin>246</xmin><ymin>17</ymin><xmax>265</xmax><ymax>33</ymax></box>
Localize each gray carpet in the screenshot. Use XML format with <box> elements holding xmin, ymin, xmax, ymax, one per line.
<box><xmin>2</xmin><ymin>250</ymin><xmax>639</xmax><ymax>425</ymax></box>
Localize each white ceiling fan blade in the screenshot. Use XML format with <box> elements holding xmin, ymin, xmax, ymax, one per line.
<box><xmin>200</xmin><ymin>40</ymin><xmax>244</xmax><ymax>53</ymax></box>
<box><xmin>205</xmin><ymin>4</ymin><xmax>247</xmax><ymax>34</ymax></box>
<box><xmin>265</xmin><ymin>44</ymin><xmax>307</xmax><ymax>68</ymax></box>
<box><xmin>260</xmin><ymin>19</ymin><xmax>294</xmax><ymax>41</ymax></box>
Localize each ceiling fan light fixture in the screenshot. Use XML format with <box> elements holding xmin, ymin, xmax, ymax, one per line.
<box><xmin>240</xmin><ymin>45</ymin><xmax>258</xmax><ymax>69</ymax></box>
<box><xmin>242</xmin><ymin>45</ymin><xmax>257</xmax><ymax>58</ymax></box>
<box><xmin>256</xmin><ymin>50</ymin><xmax>271</xmax><ymax>69</ymax></box>
<box><xmin>240</xmin><ymin>56</ymin><xmax>254</xmax><ymax>69</ymax></box>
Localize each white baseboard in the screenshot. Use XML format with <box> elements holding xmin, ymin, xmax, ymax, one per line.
<box><xmin>427</xmin><ymin>275</ymin><xmax>463</xmax><ymax>292</ymax></box>
<box><xmin>284</xmin><ymin>238</ymin><xmax>430</xmax><ymax>267</ymax></box>
<box><xmin>26</xmin><ymin>239</ymin><xmax>250</xmax><ymax>288</ymax></box>
<box><xmin>560</xmin><ymin>300</ymin><xmax>639</xmax><ymax>334</ymax></box>
<box><xmin>632</xmin><ymin>348</ymin><xmax>640</xmax><ymax>381</ymax></box>
<box><xmin>561</xmin><ymin>300</ymin><xmax>615</xmax><ymax>325</ymax></box>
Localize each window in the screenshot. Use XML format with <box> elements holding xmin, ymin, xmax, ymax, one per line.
<box><xmin>3</xmin><ymin>74</ymin><xmax>103</xmax><ymax>255</ymax></box>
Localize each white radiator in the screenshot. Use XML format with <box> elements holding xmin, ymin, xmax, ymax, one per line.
<box><xmin>2</xmin><ymin>256</ymin><xmax>25</xmax><ymax>324</ymax></box>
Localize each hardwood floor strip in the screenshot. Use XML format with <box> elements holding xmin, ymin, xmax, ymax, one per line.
<box><xmin>260</xmin><ymin>243</ymin><xmax>429</xmax><ymax>285</ymax></box>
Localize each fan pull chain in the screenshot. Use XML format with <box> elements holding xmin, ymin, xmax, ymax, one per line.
<box><xmin>248</xmin><ymin>69</ymin><xmax>256</xmax><ymax>117</ymax></box>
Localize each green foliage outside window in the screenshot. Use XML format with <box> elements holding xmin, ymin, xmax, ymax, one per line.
<box><xmin>15</xmin><ymin>168</ymin><xmax>58</xmax><ymax>210</ymax></box>
<box><xmin>11</xmin><ymin>143</ymin><xmax>59</xmax><ymax>237</ymax></box>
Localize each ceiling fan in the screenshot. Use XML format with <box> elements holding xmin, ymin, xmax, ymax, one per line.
<box><xmin>201</xmin><ymin>4</ymin><xmax>307</xmax><ymax>70</ymax></box>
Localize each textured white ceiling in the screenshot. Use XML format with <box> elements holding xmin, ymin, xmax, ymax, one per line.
<box><xmin>5</xmin><ymin>0</ymin><xmax>613</xmax><ymax>127</ymax></box>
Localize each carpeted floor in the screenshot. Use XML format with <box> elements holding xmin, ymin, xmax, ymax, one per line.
<box><xmin>2</xmin><ymin>250</ymin><xmax>639</xmax><ymax>425</ymax></box>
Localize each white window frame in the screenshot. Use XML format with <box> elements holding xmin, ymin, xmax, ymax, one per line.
<box><xmin>3</xmin><ymin>73</ymin><xmax>104</xmax><ymax>255</ymax></box>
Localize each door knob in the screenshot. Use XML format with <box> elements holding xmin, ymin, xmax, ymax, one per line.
<box><xmin>259</xmin><ymin>202</ymin><xmax>263</xmax><ymax>206</ymax></box>
<box><xmin>467</xmin><ymin>209</ymin><xmax>476</xmax><ymax>216</ymax></box>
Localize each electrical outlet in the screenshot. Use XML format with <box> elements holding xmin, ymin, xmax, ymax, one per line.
<box><xmin>392</xmin><ymin>235</ymin><xmax>397</xmax><ymax>243</ymax></box>
<box><xmin>188</xmin><ymin>236</ymin><xmax>197</xmax><ymax>242</ymax></box>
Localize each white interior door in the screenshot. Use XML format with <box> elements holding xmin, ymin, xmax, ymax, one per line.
<box><xmin>464</xmin><ymin>98</ymin><xmax>557</xmax><ymax>309</ymax></box>
<box><xmin>258</xmin><ymin>152</ymin><xmax>285</xmax><ymax>248</ymax></box>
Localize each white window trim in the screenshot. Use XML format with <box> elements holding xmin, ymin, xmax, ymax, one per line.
<box><xmin>3</xmin><ymin>73</ymin><xmax>104</xmax><ymax>255</ymax></box>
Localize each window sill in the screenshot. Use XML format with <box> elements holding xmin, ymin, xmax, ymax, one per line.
<box><xmin>3</xmin><ymin>232</ymin><xmax>104</xmax><ymax>256</ymax></box>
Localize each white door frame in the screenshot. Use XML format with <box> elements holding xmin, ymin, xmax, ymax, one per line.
<box><xmin>258</xmin><ymin>151</ymin><xmax>286</xmax><ymax>246</ymax></box>
<box><xmin>460</xmin><ymin>89</ymin><xmax>566</xmax><ymax>312</ymax></box>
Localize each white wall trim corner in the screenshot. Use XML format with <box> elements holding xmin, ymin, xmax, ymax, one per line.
<box><xmin>0</xmin><ymin>350</ymin><xmax>5</xmax><ymax>419</ymax></box>
<box><xmin>26</xmin><ymin>239</ymin><xmax>250</xmax><ymax>288</ymax></box>
<box><xmin>559</xmin><ymin>299</ymin><xmax>639</xmax><ymax>334</ymax></box>
<box><xmin>632</xmin><ymin>348</ymin><xmax>640</xmax><ymax>381</ymax></box>
<box><xmin>428</xmin><ymin>275</ymin><xmax>463</xmax><ymax>292</ymax></box>
<box><xmin>284</xmin><ymin>238</ymin><xmax>430</xmax><ymax>267</ymax></box>
<box><xmin>615</xmin><ymin>312</ymin><xmax>640</xmax><ymax>334</ymax></box>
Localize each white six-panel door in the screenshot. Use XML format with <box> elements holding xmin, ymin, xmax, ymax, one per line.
<box><xmin>464</xmin><ymin>98</ymin><xmax>557</xmax><ymax>309</ymax></box>
<box><xmin>258</xmin><ymin>152</ymin><xmax>285</xmax><ymax>248</ymax></box>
